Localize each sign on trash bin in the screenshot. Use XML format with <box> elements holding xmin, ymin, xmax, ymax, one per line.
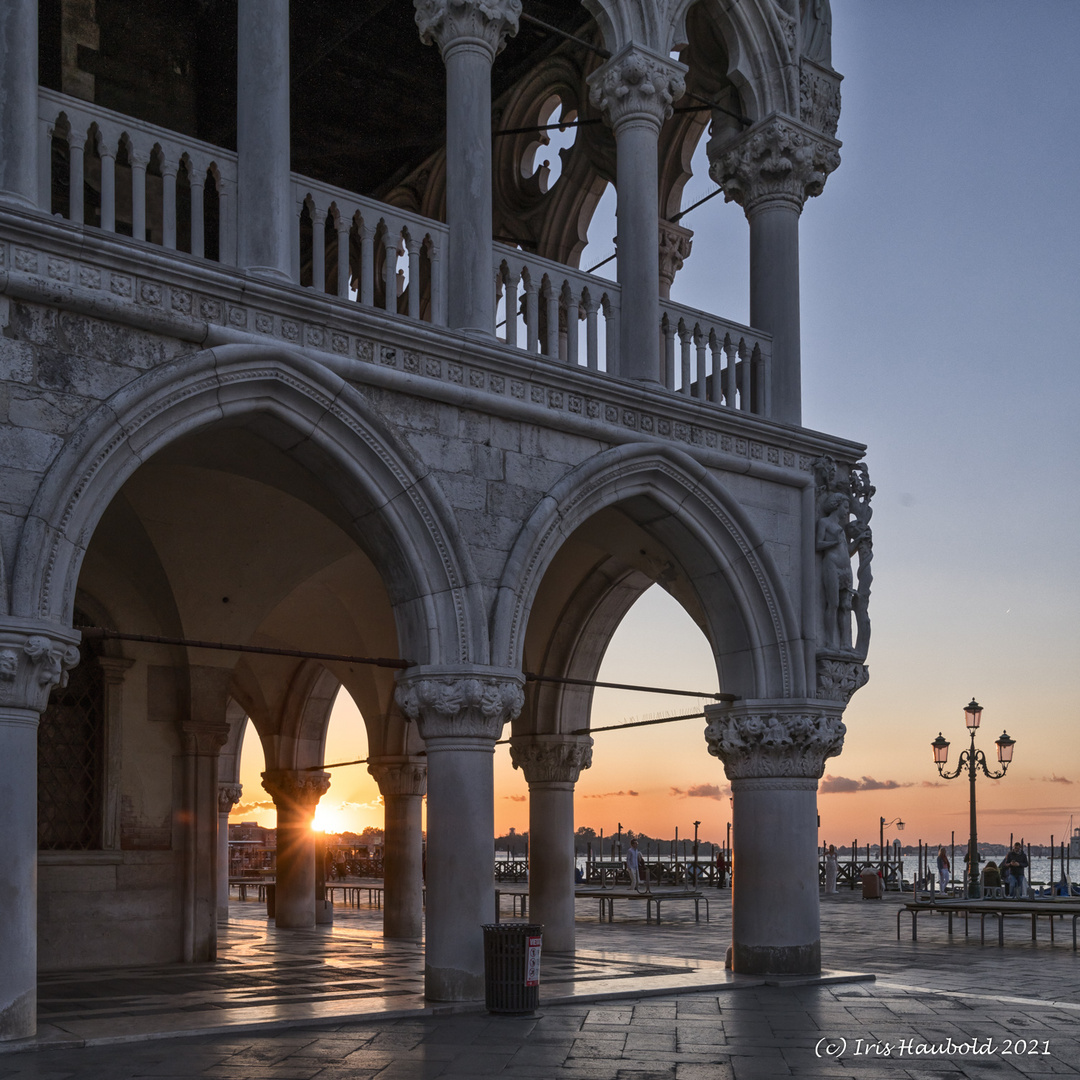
<box><xmin>525</xmin><ymin>935</ymin><xmax>542</xmax><ymax>986</ymax></box>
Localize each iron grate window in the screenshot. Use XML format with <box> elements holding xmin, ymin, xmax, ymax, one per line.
<box><xmin>38</xmin><ymin>639</ymin><xmax>104</xmax><ymax>850</ymax></box>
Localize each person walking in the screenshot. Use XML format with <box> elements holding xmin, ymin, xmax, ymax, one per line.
<box><xmin>825</xmin><ymin>845</ymin><xmax>839</xmax><ymax>895</ymax></box>
<box><xmin>936</xmin><ymin>846</ymin><xmax>950</xmax><ymax>893</ymax></box>
<box><xmin>626</xmin><ymin>838</ymin><xmax>644</xmax><ymax>892</ymax></box>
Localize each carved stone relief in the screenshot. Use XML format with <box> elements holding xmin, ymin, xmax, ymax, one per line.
<box><xmin>704</xmin><ymin>703</ymin><xmax>845</xmax><ymax>779</ymax></box>
<box><xmin>395</xmin><ymin>670</ymin><xmax>525</xmax><ymax>741</ymax></box>
<box><xmin>509</xmin><ymin>736</ymin><xmax>593</xmax><ymax>783</ymax></box>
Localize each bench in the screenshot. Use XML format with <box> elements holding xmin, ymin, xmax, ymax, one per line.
<box><xmin>898</xmin><ymin>898</ymin><xmax>1080</xmax><ymax>947</ymax></box>
<box><xmin>576</xmin><ymin>888</ymin><xmax>710</xmax><ymax>925</ymax></box>
<box><xmin>494</xmin><ymin>888</ymin><xmax>529</xmax><ymax>921</ymax></box>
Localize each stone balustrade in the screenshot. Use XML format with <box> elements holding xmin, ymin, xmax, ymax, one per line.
<box><xmin>34</xmin><ymin>87</ymin><xmax>774</xmax><ymax>421</ymax></box>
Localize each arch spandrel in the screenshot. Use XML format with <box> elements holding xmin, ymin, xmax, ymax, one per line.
<box><xmin>492</xmin><ymin>443</ymin><xmax>806</xmax><ymax>703</ymax></box>
<box><xmin>11</xmin><ymin>345</ymin><xmax>485</xmax><ymax>668</ymax></box>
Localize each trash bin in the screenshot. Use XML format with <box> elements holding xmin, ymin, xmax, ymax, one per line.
<box><xmin>482</xmin><ymin>922</ymin><xmax>543</xmax><ymax>1015</ymax></box>
<box><xmin>860</xmin><ymin>870</ymin><xmax>882</xmax><ymax>899</ymax></box>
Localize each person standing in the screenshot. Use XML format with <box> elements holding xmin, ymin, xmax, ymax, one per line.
<box><xmin>1003</xmin><ymin>842</ymin><xmax>1028</xmax><ymax>898</ymax></box>
<box><xmin>825</xmin><ymin>845</ymin><xmax>839</xmax><ymax>894</ymax></box>
<box><xmin>626</xmin><ymin>838</ymin><xmax>644</xmax><ymax>892</ymax></box>
<box><xmin>937</xmin><ymin>846</ymin><xmax>950</xmax><ymax>893</ymax></box>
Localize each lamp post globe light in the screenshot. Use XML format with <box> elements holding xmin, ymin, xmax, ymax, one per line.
<box><xmin>931</xmin><ymin>699</ymin><xmax>1016</xmax><ymax>898</ymax></box>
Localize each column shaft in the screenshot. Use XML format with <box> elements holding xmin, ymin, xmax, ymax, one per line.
<box><xmin>443</xmin><ymin>43</ymin><xmax>495</xmax><ymax>334</ymax></box>
<box><xmin>424</xmin><ymin>737</ymin><xmax>495</xmax><ymax>998</ymax></box>
<box><xmin>749</xmin><ymin>200</ymin><xmax>802</xmax><ymax>425</ymax></box>
<box><xmin>527</xmin><ymin>781</ymin><xmax>577</xmax><ymax>952</ymax></box>
<box><xmin>237</xmin><ymin>0</ymin><xmax>292</xmax><ymax>280</ymax></box>
<box><xmin>383</xmin><ymin>792</ymin><xmax>425</xmax><ymax>939</ymax></box>
<box><xmin>0</xmin><ymin>0</ymin><xmax>39</xmax><ymax>210</ymax></box>
<box><xmin>275</xmin><ymin>801</ymin><xmax>317</xmax><ymax>928</ymax></box>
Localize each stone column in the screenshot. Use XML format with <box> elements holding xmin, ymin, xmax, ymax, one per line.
<box><xmin>0</xmin><ymin>0</ymin><xmax>39</xmax><ymax>210</ymax></box>
<box><xmin>237</xmin><ymin>0</ymin><xmax>293</xmax><ymax>280</ymax></box>
<box><xmin>180</xmin><ymin>720</ymin><xmax>230</xmax><ymax>961</ymax></box>
<box><xmin>0</xmin><ymin>619</ymin><xmax>80</xmax><ymax>1040</ymax></box>
<box><xmin>509</xmin><ymin>736</ymin><xmax>592</xmax><ymax>953</ymax></box>
<box><xmin>395</xmin><ymin>667</ymin><xmax>524</xmax><ymax>1001</ymax></box>
<box><xmin>217</xmin><ymin>783</ymin><xmax>242</xmax><ymax>920</ymax></box>
<box><xmin>415</xmin><ymin>0</ymin><xmax>520</xmax><ymax>335</ymax></box>
<box><xmin>368</xmin><ymin>757</ymin><xmax>427</xmax><ymax>940</ymax></box>
<box><xmin>589</xmin><ymin>46</ymin><xmax>686</xmax><ymax>383</ymax></box>
<box><xmin>709</xmin><ymin>115</ymin><xmax>840</xmax><ymax>426</ymax></box>
<box><xmin>704</xmin><ymin>700</ymin><xmax>846</xmax><ymax>974</ymax></box>
<box><xmin>261</xmin><ymin>769</ymin><xmax>331</xmax><ymax>928</ymax></box>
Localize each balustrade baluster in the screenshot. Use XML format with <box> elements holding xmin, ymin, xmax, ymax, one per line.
<box><xmin>291</xmin><ymin>200</ymin><xmax>302</xmax><ymax>283</ymax></box>
<box><xmin>383</xmin><ymin>232</ymin><xmax>398</xmax><ymax>311</ymax></box>
<box><xmin>679</xmin><ymin>323</ymin><xmax>692</xmax><ymax>396</ymax></box>
<box><xmin>738</xmin><ymin>341</ymin><xmax>750</xmax><ymax>411</ymax></box>
<box><xmin>336</xmin><ymin>219</ymin><xmax>351</xmax><ymax>297</ymax></box>
<box><xmin>544</xmin><ymin>280</ymin><xmax>559</xmax><ymax>358</ymax></box>
<box><xmin>605</xmin><ymin>298</ymin><xmax>619</xmax><ymax>374</ymax></box>
<box><xmin>38</xmin><ymin>118</ymin><xmax>54</xmax><ymax>211</ymax></box>
<box><xmin>130</xmin><ymin>151</ymin><xmax>147</xmax><ymax>242</ymax></box>
<box><xmin>695</xmin><ymin>327</ymin><xmax>708</xmax><ymax>401</ymax></box>
<box><xmin>161</xmin><ymin>162</ymin><xmax>177</xmax><ymax>249</ymax></box>
<box><xmin>68</xmin><ymin>126</ymin><xmax>86</xmax><ymax>224</ymax></box>
<box><xmin>503</xmin><ymin>272</ymin><xmax>519</xmax><ymax>348</ymax></box>
<box><xmin>525</xmin><ymin>279</ymin><xmax>539</xmax><ymax>354</ymax></box>
<box><xmin>709</xmin><ymin>332</ymin><xmax>723</xmax><ymax>405</ymax></box>
<box><xmin>359</xmin><ymin>222</ymin><xmax>375</xmax><ymax>305</ymax></box>
<box><xmin>662</xmin><ymin>317</ymin><xmax>676</xmax><ymax>391</ymax></box>
<box><xmin>724</xmin><ymin>338</ymin><xmax>738</xmax><ymax>408</ymax></box>
<box><xmin>585</xmin><ymin>296</ymin><xmax>599</xmax><ymax>371</ymax></box>
<box><xmin>190</xmin><ymin>169</ymin><xmax>205</xmax><ymax>258</ymax></box>
<box><xmin>565</xmin><ymin>288</ymin><xmax>580</xmax><ymax>367</ymax></box>
<box><xmin>311</xmin><ymin>205</ymin><xmax>326</xmax><ymax>292</ymax></box>
<box><xmin>99</xmin><ymin>144</ymin><xmax>116</xmax><ymax>232</ymax></box>
<box><xmin>407</xmin><ymin>237</ymin><xmax>421</xmax><ymax>320</ymax></box>
<box><xmin>217</xmin><ymin>176</ymin><xmax>235</xmax><ymax>264</ymax></box>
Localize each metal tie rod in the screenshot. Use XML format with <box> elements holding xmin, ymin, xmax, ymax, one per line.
<box><xmin>524</xmin><ymin>671</ymin><xmax>736</xmax><ymax>702</ymax></box>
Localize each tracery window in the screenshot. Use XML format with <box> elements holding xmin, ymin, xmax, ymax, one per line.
<box><xmin>37</xmin><ymin>614</ymin><xmax>104</xmax><ymax>850</ymax></box>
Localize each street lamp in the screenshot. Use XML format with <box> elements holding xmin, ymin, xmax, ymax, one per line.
<box><xmin>931</xmin><ymin>698</ymin><xmax>1016</xmax><ymax>897</ymax></box>
<box><xmin>879</xmin><ymin>816</ymin><xmax>904</xmax><ymax>880</ymax></box>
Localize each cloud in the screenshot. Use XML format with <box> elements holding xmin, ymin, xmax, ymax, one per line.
<box><xmin>920</xmin><ymin>780</ymin><xmax>945</xmax><ymax>788</ymax></box>
<box><xmin>583</xmin><ymin>790</ymin><xmax>639</xmax><ymax>798</ymax></box>
<box><xmin>231</xmin><ymin>800</ymin><xmax>275</xmax><ymax>815</ymax></box>
<box><xmin>1044</xmin><ymin>775</ymin><xmax>1073</xmax><ymax>785</ymax></box>
<box><xmin>819</xmin><ymin>775</ymin><xmax>913</xmax><ymax>794</ymax></box>
<box><xmin>687</xmin><ymin>783</ymin><xmax>727</xmax><ymax>800</ymax></box>
<box><xmin>505</xmin><ymin>794</ymin><xmax>527</xmax><ymax>802</ymax></box>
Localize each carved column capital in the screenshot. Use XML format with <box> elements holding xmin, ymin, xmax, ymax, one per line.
<box><xmin>394</xmin><ymin>666</ymin><xmax>524</xmax><ymax>741</ymax></box>
<box><xmin>799</xmin><ymin>58</ymin><xmax>842</xmax><ymax>139</ymax></box>
<box><xmin>588</xmin><ymin>44</ymin><xmax>687</xmax><ymax>131</ymax></box>
<box><xmin>815</xmin><ymin>655</ymin><xmax>869</xmax><ymax>704</ymax></box>
<box><xmin>261</xmin><ymin>769</ymin><xmax>331</xmax><ymax>809</ymax></box>
<box><xmin>708</xmin><ymin>113</ymin><xmax>840</xmax><ymax>214</ymax></box>
<box><xmin>0</xmin><ymin>619</ymin><xmax>81</xmax><ymax>715</ymax></box>
<box><xmin>218</xmin><ymin>782</ymin><xmax>243</xmax><ymax>814</ymax></box>
<box><xmin>704</xmin><ymin>700</ymin><xmax>846</xmax><ymax>780</ymax></box>
<box><xmin>658</xmin><ymin>220</ymin><xmax>693</xmax><ymax>298</ymax></box>
<box><xmin>180</xmin><ymin>721</ymin><xmax>231</xmax><ymax>756</ymax></box>
<box><xmin>509</xmin><ymin>735</ymin><xmax>593</xmax><ymax>784</ymax></box>
<box><xmin>415</xmin><ymin>0</ymin><xmax>521</xmax><ymax>61</ymax></box>
<box><xmin>368</xmin><ymin>757</ymin><xmax>428</xmax><ymax>797</ymax></box>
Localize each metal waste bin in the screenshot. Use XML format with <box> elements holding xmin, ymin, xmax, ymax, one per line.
<box><xmin>482</xmin><ymin>922</ymin><xmax>543</xmax><ymax>1014</ymax></box>
<box><xmin>860</xmin><ymin>870</ymin><xmax>882</xmax><ymax>899</ymax></box>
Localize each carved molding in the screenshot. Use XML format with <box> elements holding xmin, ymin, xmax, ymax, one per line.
<box><xmin>368</xmin><ymin>758</ymin><xmax>428</xmax><ymax>797</ymax></box>
<box><xmin>509</xmin><ymin>735</ymin><xmax>593</xmax><ymax>783</ymax></box>
<box><xmin>0</xmin><ymin>623</ymin><xmax>81</xmax><ymax>714</ymax></box>
<box><xmin>703</xmin><ymin>702</ymin><xmax>845</xmax><ymax>780</ymax></box>
<box><xmin>218</xmin><ymin>782</ymin><xmax>243</xmax><ymax>814</ymax></box>
<box><xmin>180</xmin><ymin>720</ymin><xmax>230</xmax><ymax>756</ymax></box>
<box><xmin>261</xmin><ymin>769</ymin><xmax>332</xmax><ymax>808</ymax></box>
<box><xmin>799</xmin><ymin>59</ymin><xmax>841</xmax><ymax>139</ymax></box>
<box><xmin>415</xmin><ymin>0</ymin><xmax>521</xmax><ymax>60</ymax></box>
<box><xmin>658</xmin><ymin>220</ymin><xmax>693</xmax><ymax>298</ymax></box>
<box><xmin>708</xmin><ymin>113</ymin><xmax>841</xmax><ymax>213</ymax></box>
<box><xmin>815</xmin><ymin>654</ymin><xmax>868</xmax><ymax>704</ymax></box>
<box><xmin>588</xmin><ymin>45</ymin><xmax>687</xmax><ymax>130</ymax></box>
<box><xmin>394</xmin><ymin>669</ymin><xmax>525</xmax><ymax>741</ymax></box>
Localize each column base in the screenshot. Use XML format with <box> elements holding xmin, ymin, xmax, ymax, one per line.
<box><xmin>732</xmin><ymin>940</ymin><xmax>820</xmax><ymax>975</ymax></box>
<box><xmin>0</xmin><ymin>989</ymin><xmax>35</xmax><ymax>1042</ymax></box>
<box><xmin>425</xmin><ymin>964</ymin><xmax>484</xmax><ymax>1003</ymax></box>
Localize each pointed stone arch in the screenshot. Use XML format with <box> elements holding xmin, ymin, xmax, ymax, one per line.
<box><xmin>12</xmin><ymin>344</ymin><xmax>485</xmax><ymax>667</ymax></box>
<box><xmin>492</xmin><ymin>442</ymin><xmax>806</xmax><ymax>702</ymax></box>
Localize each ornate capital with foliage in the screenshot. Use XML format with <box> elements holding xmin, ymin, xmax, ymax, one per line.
<box><xmin>815</xmin><ymin>655</ymin><xmax>869</xmax><ymax>704</ymax></box>
<box><xmin>414</xmin><ymin>0</ymin><xmax>521</xmax><ymax>61</ymax></box>
<box><xmin>261</xmin><ymin>769</ymin><xmax>331</xmax><ymax>809</ymax></box>
<box><xmin>395</xmin><ymin>667</ymin><xmax>525</xmax><ymax>741</ymax></box>
<box><xmin>708</xmin><ymin>114</ymin><xmax>840</xmax><ymax>213</ymax></box>
<box><xmin>588</xmin><ymin>45</ymin><xmax>687</xmax><ymax>130</ymax></box>
<box><xmin>218</xmin><ymin>783</ymin><xmax>243</xmax><ymax>814</ymax></box>
<box><xmin>509</xmin><ymin>735</ymin><xmax>593</xmax><ymax>784</ymax></box>
<box><xmin>704</xmin><ymin>701</ymin><xmax>845</xmax><ymax>780</ymax></box>
<box><xmin>0</xmin><ymin>619</ymin><xmax>81</xmax><ymax>716</ymax></box>
<box><xmin>368</xmin><ymin>757</ymin><xmax>428</xmax><ymax>797</ymax></box>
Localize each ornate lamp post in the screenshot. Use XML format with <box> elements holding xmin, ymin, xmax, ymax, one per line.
<box><xmin>931</xmin><ymin>699</ymin><xmax>1016</xmax><ymax>897</ymax></box>
<box><xmin>879</xmin><ymin>817</ymin><xmax>904</xmax><ymax>881</ymax></box>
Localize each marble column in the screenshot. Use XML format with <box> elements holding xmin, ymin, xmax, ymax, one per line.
<box><xmin>0</xmin><ymin>619</ymin><xmax>80</xmax><ymax>1040</ymax></box>
<box><xmin>589</xmin><ymin>46</ymin><xmax>686</xmax><ymax>383</ymax></box>
<box><xmin>415</xmin><ymin>0</ymin><xmax>520</xmax><ymax>335</ymax></box>
<box><xmin>217</xmin><ymin>783</ymin><xmax>242</xmax><ymax>920</ymax></box>
<box><xmin>0</xmin><ymin>0</ymin><xmax>39</xmax><ymax>210</ymax></box>
<box><xmin>368</xmin><ymin>757</ymin><xmax>427</xmax><ymax>940</ymax></box>
<box><xmin>509</xmin><ymin>736</ymin><xmax>593</xmax><ymax>953</ymax></box>
<box><xmin>395</xmin><ymin>667</ymin><xmax>524</xmax><ymax>1001</ymax></box>
<box><xmin>704</xmin><ymin>700</ymin><xmax>846</xmax><ymax>974</ymax></box>
<box><xmin>709</xmin><ymin>115</ymin><xmax>840</xmax><ymax>425</ymax></box>
<box><xmin>237</xmin><ymin>0</ymin><xmax>293</xmax><ymax>280</ymax></box>
<box><xmin>262</xmin><ymin>769</ymin><xmax>331</xmax><ymax>928</ymax></box>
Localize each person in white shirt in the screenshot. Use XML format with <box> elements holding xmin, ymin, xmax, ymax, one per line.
<box><xmin>626</xmin><ymin>838</ymin><xmax>644</xmax><ymax>892</ymax></box>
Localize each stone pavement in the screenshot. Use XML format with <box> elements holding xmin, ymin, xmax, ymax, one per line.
<box><xmin>2</xmin><ymin>887</ymin><xmax>1080</xmax><ymax>1078</ymax></box>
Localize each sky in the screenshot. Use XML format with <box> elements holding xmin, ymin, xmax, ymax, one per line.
<box><xmin>235</xmin><ymin>2</ymin><xmax>1080</xmax><ymax>853</ymax></box>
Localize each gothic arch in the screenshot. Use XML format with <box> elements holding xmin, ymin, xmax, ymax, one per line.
<box><xmin>12</xmin><ymin>344</ymin><xmax>485</xmax><ymax>667</ymax></box>
<box><xmin>492</xmin><ymin>443</ymin><xmax>806</xmax><ymax>701</ymax></box>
